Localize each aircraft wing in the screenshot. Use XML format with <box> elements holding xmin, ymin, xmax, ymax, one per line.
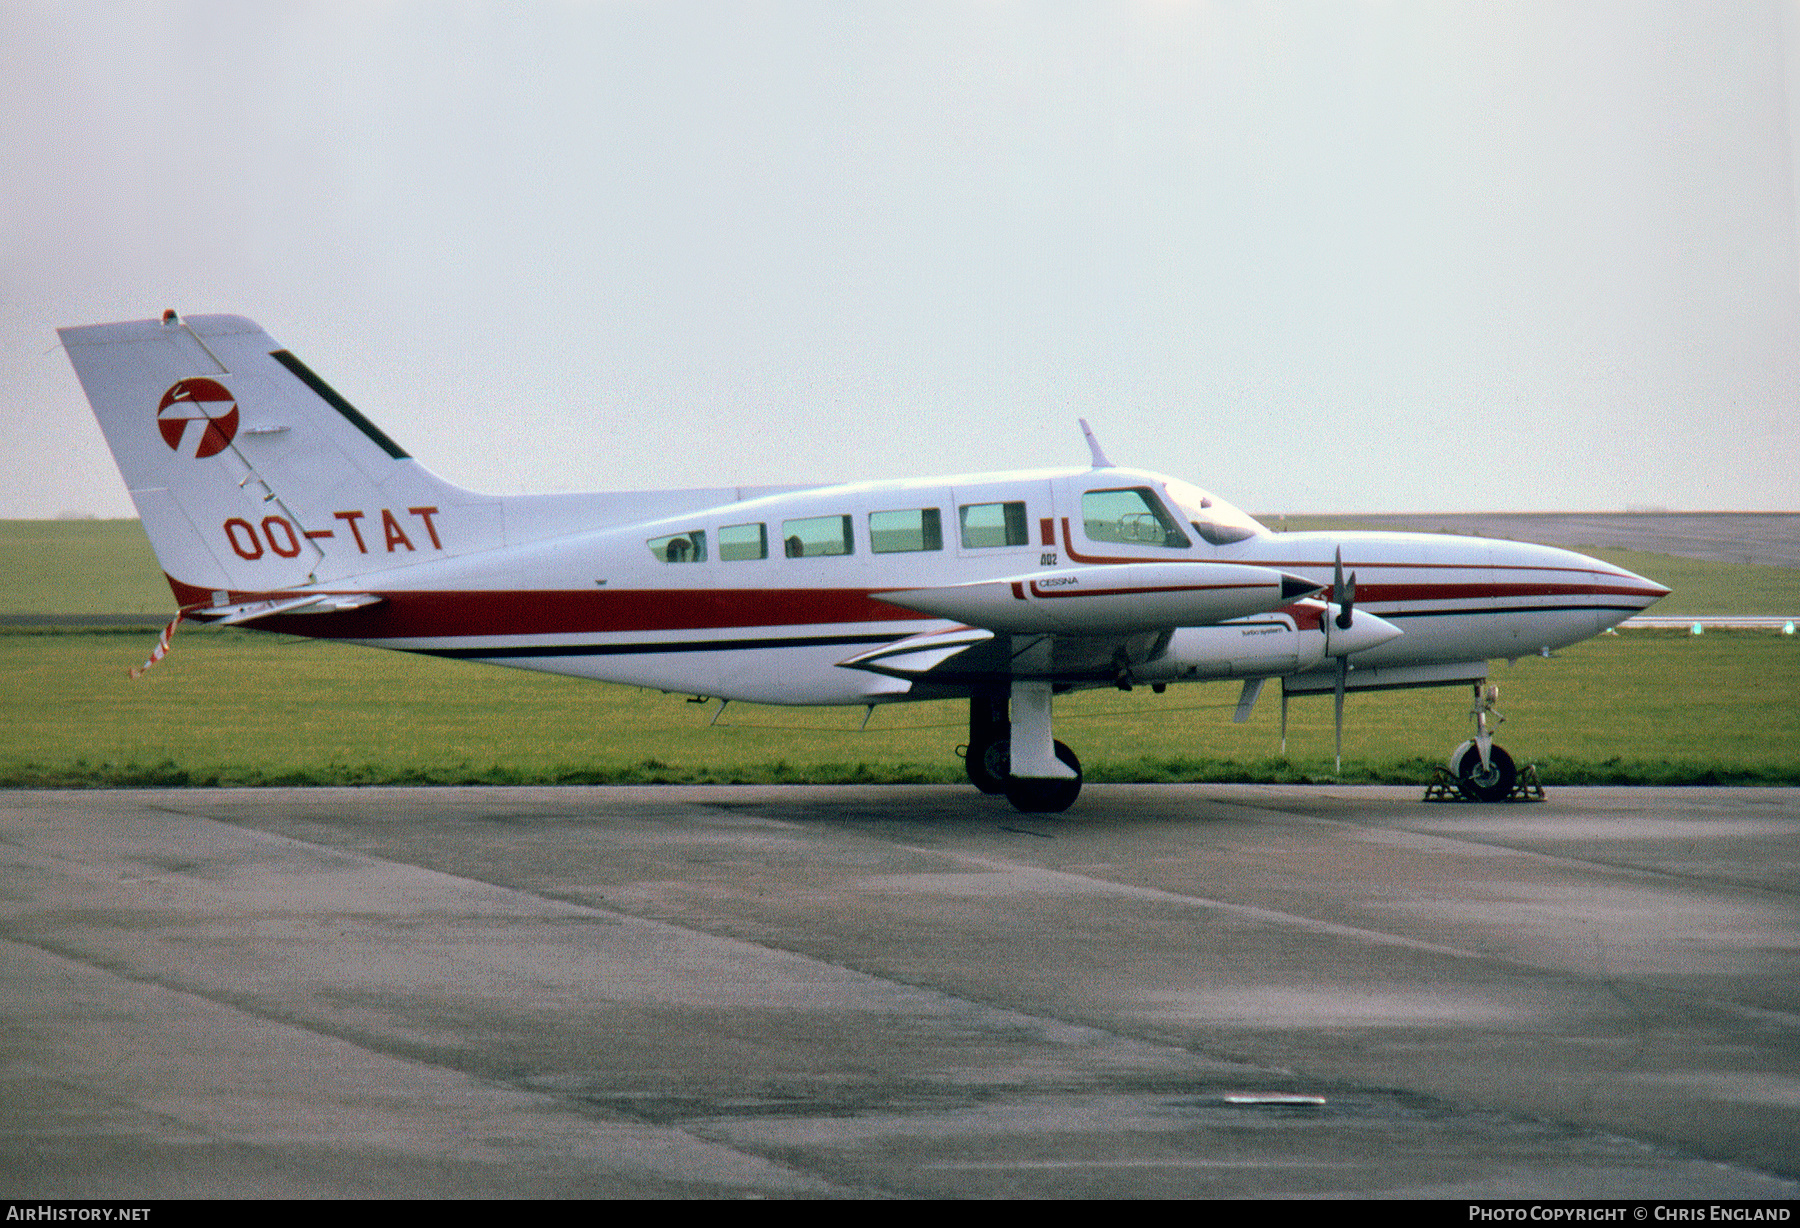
<box><xmin>842</xmin><ymin>562</ymin><xmax>1322</xmax><ymax>688</ymax></box>
<box><xmin>838</xmin><ymin>624</ymin><xmax>1169</xmax><ymax>687</ymax></box>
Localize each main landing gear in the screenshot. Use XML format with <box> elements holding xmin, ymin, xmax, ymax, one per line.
<box><xmin>964</xmin><ymin>692</ymin><xmax>1085</xmax><ymax>813</ymax></box>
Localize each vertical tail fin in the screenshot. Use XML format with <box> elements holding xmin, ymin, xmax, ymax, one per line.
<box><xmin>60</xmin><ymin>313</ymin><xmax>501</xmax><ymax>600</ymax></box>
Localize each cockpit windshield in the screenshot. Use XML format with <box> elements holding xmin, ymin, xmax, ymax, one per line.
<box><xmin>1161</xmin><ymin>477</ymin><xmax>1267</xmax><ymax>546</ymax></box>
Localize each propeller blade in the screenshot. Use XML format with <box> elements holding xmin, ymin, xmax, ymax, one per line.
<box><xmin>1334</xmin><ymin>656</ymin><xmax>1347</xmax><ymax>773</ymax></box>
<box><xmin>1333</xmin><ymin>547</ymin><xmax>1356</xmax><ymax>631</ymax></box>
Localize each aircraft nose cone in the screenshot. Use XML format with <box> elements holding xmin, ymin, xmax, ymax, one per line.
<box><xmin>1560</xmin><ymin>546</ymin><xmax>1669</xmax><ymax>606</ymax></box>
<box><xmin>1634</xmin><ymin>571</ymin><xmax>1673</xmax><ymax>601</ymax></box>
<box><xmin>1495</xmin><ymin>541</ymin><xmax>1670</xmax><ymax>628</ymax></box>
<box><xmin>1488</xmin><ymin>540</ymin><xmax>1668</xmax><ymax>599</ymax></box>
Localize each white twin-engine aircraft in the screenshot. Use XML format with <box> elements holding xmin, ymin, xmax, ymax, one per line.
<box><xmin>62</xmin><ymin>312</ymin><xmax>1668</xmax><ymax>812</ymax></box>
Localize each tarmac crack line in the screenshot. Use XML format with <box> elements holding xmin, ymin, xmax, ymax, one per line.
<box><xmin>0</xmin><ymin>931</ymin><xmax>866</xmax><ymax>1197</ymax></box>
<box><xmin>905</xmin><ymin>846</ymin><xmax>1488</xmax><ymax>961</ymax></box>
<box><xmin>896</xmin><ymin>845</ymin><xmax>1800</xmax><ymax>1032</ymax></box>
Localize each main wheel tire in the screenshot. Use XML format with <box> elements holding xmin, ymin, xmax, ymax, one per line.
<box><xmin>1002</xmin><ymin>741</ymin><xmax>1083</xmax><ymax>813</ymax></box>
<box><xmin>1456</xmin><ymin>744</ymin><xmax>1517</xmax><ymax>802</ymax></box>
<box><xmin>966</xmin><ymin>725</ymin><xmax>1010</xmax><ymax>794</ymax></box>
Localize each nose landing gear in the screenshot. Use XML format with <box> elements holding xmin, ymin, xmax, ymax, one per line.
<box><xmin>1426</xmin><ymin>683</ymin><xmax>1541</xmax><ymax>802</ymax></box>
<box><xmin>1454</xmin><ymin>741</ymin><xmax>1517</xmax><ymax>802</ymax></box>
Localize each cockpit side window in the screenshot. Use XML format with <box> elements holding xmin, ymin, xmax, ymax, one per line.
<box><xmin>1080</xmin><ymin>488</ymin><xmax>1191</xmax><ymax>549</ymax></box>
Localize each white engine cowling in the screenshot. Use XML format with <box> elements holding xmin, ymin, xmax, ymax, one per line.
<box><xmin>876</xmin><ymin>563</ymin><xmax>1321</xmax><ymax>635</ymax></box>
<box><xmin>1136</xmin><ymin>600</ymin><xmax>1403</xmax><ymax>682</ymax></box>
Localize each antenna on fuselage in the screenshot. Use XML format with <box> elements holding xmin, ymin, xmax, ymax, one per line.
<box><xmin>1078</xmin><ymin>418</ymin><xmax>1113</xmax><ymax>469</ymax></box>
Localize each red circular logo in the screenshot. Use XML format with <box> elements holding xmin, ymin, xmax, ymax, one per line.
<box><xmin>157</xmin><ymin>378</ymin><xmax>239</xmax><ymax>458</ymax></box>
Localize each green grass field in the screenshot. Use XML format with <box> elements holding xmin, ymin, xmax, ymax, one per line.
<box><xmin>3</xmin><ymin>625</ymin><xmax>1794</xmax><ymax>787</ymax></box>
<box><xmin>0</xmin><ymin>520</ymin><xmax>168</xmax><ymax>615</ymax></box>
<box><xmin>3</xmin><ymin>519</ymin><xmax>1795</xmax><ymax>788</ymax></box>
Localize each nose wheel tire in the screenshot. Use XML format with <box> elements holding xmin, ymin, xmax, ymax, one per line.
<box><xmin>1456</xmin><ymin>744</ymin><xmax>1517</xmax><ymax>802</ymax></box>
<box><xmin>1001</xmin><ymin>741</ymin><xmax>1083</xmax><ymax>813</ymax></box>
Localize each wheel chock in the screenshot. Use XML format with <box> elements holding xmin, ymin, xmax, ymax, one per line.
<box><xmin>1423</xmin><ymin>762</ymin><xmax>1546</xmax><ymax>803</ymax></box>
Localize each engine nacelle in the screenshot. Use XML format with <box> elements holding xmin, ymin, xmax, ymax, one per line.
<box><xmin>1135</xmin><ymin>600</ymin><xmax>1403</xmax><ymax>683</ymax></box>
<box><xmin>1136</xmin><ymin>613</ymin><xmax>1324</xmax><ymax>682</ymax></box>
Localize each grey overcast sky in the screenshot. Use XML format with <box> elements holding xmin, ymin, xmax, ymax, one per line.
<box><xmin>6</xmin><ymin>1</ymin><xmax>1799</xmax><ymax>518</ymax></box>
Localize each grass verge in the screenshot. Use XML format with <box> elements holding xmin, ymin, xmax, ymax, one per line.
<box><xmin>4</xmin><ymin>626</ymin><xmax>1795</xmax><ymax>788</ymax></box>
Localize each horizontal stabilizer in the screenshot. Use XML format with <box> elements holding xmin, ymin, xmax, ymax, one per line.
<box><xmin>192</xmin><ymin>592</ymin><xmax>384</xmax><ymax>625</ymax></box>
<box><xmin>875</xmin><ymin>563</ymin><xmax>1320</xmax><ymax>636</ymax></box>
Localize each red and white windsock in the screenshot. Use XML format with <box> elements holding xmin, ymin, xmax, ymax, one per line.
<box><xmin>127</xmin><ymin>613</ymin><xmax>185</xmax><ymax>680</ymax></box>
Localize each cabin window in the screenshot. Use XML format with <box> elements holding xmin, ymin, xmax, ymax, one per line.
<box><xmin>869</xmin><ymin>507</ymin><xmax>943</xmax><ymax>554</ymax></box>
<box><xmin>1081</xmin><ymin>488</ymin><xmax>1191</xmax><ymax>549</ymax></box>
<box><xmin>647</xmin><ymin>530</ymin><xmax>708</xmax><ymax>563</ymax></box>
<box><xmin>782</xmin><ymin>514</ymin><xmax>854</xmax><ymax>558</ymax></box>
<box><xmin>958</xmin><ymin>501</ymin><xmax>1028</xmax><ymax>548</ymax></box>
<box><xmin>719</xmin><ymin>522</ymin><xmax>768</xmax><ymax>561</ymax></box>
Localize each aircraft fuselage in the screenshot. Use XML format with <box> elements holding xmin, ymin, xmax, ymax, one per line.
<box><xmin>187</xmin><ymin>465</ymin><xmax>1665</xmax><ymax>706</ymax></box>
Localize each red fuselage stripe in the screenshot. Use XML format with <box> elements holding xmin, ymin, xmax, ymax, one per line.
<box><xmin>167</xmin><ymin>577</ymin><xmax>932</xmax><ymax>639</ymax></box>
<box><xmin>167</xmin><ymin>575</ymin><xmax>1660</xmax><ymax>642</ymax></box>
<box><xmin>1343</xmin><ymin>581</ymin><xmax>1663</xmax><ymax>603</ymax></box>
<box><xmin>1027</xmin><ymin>581</ymin><xmax>1271</xmax><ymax>599</ymax></box>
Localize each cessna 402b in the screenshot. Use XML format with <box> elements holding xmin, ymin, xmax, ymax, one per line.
<box><xmin>61</xmin><ymin>312</ymin><xmax>1669</xmax><ymax>811</ymax></box>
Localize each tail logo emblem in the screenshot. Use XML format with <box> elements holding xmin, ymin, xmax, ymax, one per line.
<box><xmin>156</xmin><ymin>378</ymin><xmax>239</xmax><ymax>458</ymax></box>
